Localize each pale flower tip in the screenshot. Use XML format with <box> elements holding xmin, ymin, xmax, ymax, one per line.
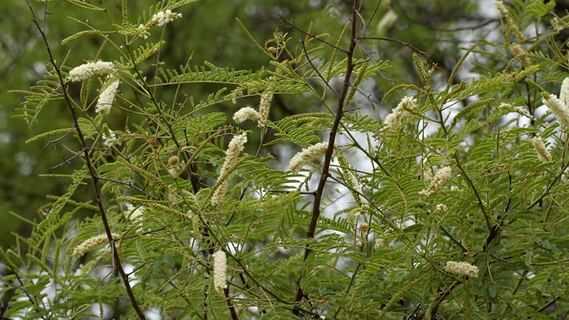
<box><xmin>167</xmin><ymin>155</ymin><xmax>185</xmax><ymax>178</ymax></box>
<box><xmin>72</xmin><ymin>233</ymin><xmax>120</xmax><ymax>257</ymax></box>
<box><xmin>444</xmin><ymin>261</ymin><xmax>479</xmax><ymax>278</ymax></box>
<box><xmin>383</xmin><ymin>96</ymin><xmax>417</xmax><ymax>131</ymax></box>
<box><xmin>233</xmin><ymin>107</ymin><xmax>260</xmax><ymax>124</ymax></box>
<box><xmin>258</xmin><ymin>91</ymin><xmax>273</xmax><ymax>128</ymax></box>
<box><xmin>531</xmin><ymin>136</ymin><xmax>552</xmax><ymax>162</ymax></box>
<box><xmin>150</xmin><ymin>9</ymin><xmax>183</xmax><ymax>27</ymax></box>
<box><xmin>211</xmin><ymin>132</ymin><xmax>248</xmax><ymax>205</ymax></box>
<box><xmin>213</xmin><ymin>250</ymin><xmax>227</xmax><ymax>293</ymax></box>
<box><xmin>561</xmin><ymin>77</ymin><xmax>569</xmax><ymax>106</ymax></box>
<box><xmin>419</xmin><ymin>166</ymin><xmax>452</xmax><ymax>196</ymax></box>
<box><xmin>434</xmin><ymin>203</ymin><xmax>448</xmax><ymax>212</ymax></box>
<box><xmin>68</xmin><ymin>61</ymin><xmax>115</xmax><ymax>82</ymax></box>
<box><xmin>542</xmin><ymin>92</ymin><xmax>569</xmax><ymax>128</ymax></box>
<box><xmin>288</xmin><ymin>142</ymin><xmax>329</xmax><ymax>172</ymax></box>
<box><xmin>95</xmin><ymin>77</ymin><xmax>120</xmax><ymax>114</ymax></box>
<box><xmin>102</xmin><ymin>130</ymin><xmax>119</xmax><ymax>149</ymax></box>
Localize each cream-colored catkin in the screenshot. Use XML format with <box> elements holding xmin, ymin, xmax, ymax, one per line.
<box><xmin>288</xmin><ymin>142</ymin><xmax>329</xmax><ymax>172</ymax></box>
<box><xmin>531</xmin><ymin>137</ymin><xmax>552</xmax><ymax>162</ymax></box>
<box><xmin>72</xmin><ymin>233</ymin><xmax>120</xmax><ymax>257</ymax></box>
<box><xmin>95</xmin><ymin>76</ymin><xmax>120</xmax><ymax>114</ymax></box>
<box><xmin>150</xmin><ymin>9</ymin><xmax>183</xmax><ymax>27</ymax></box>
<box><xmin>496</xmin><ymin>0</ymin><xmax>525</xmax><ymax>42</ymax></box>
<box><xmin>510</xmin><ymin>44</ymin><xmax>530</xmax><ymax>66</ymax></box>
<box><xmin>543</xmin><ymin>93</ymin><xmax>569</xmax><ymax>129</ymax></box>
<box><xmin>383</xmin><ymin>96</ymin><xmax>417</xmax><ymax>131</ymax></box>
<box><xmin>233</xmin><ymin>107</ymin><xmax>260</xmax><ymax>124</ymax></box>
<box><xmin>258</xmin><ymin>91</ymin><xmax>273</xmax><ymax>128</ymax></box>
<box><xmin>167</xmin><ymin>155</ymin><xmax>185</xmax><ymax>178</ymax></box>
<box><xmin>68</xmin><ymin>61</ymin><xmax>115</xmax><ymax>82</ymax></box>
<box><xmin>419</xmin><ymin>166</ymin><xmax>452</xmax><ymax>196</ymax></box>
<box><xmin>213</xmin><ymin>250</ymin><xmax>227</xmax><ymax>293</ymax></box>
<box><xmin>444</xmin><ymin>261</ymin><xmax>479</xmax><ymax>278</ymax></box>
<box><xmin>211</xmin><ymin>133</ymin><xmax>248</xmax><ymax>205</ymax></box>
<box><xmin>560</xmin><ymin>77</ymin><xmax>569</xmax><ymax>107</ymax></box>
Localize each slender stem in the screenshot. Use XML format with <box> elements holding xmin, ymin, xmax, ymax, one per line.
<box><xmin>223</xmin><ymin>287</ymin><xmax>240</xmax><ymax>320</ymax></box>
<box><xmin>453</xmin><ymin>154</ymin><xmax>493</xmax><ymax>232</ymax></box>
<box><xmin>293</xmin><ymin>0</ymin><xmax>360</xmax><ymax>314</ymax></box>
<box><xmin>25</xmin><ymin>2</ymin><xmax>146</xmax><ymax>319</ymax></box>
<box><xmin>122</xmin><ymin>43</ymin><xmax>201</xmax><ymax>193</ymax></box>
<box><xmin>425</xmin><ymin>281</ymin><xmax>461</xmax><ymax>320</ymax></box>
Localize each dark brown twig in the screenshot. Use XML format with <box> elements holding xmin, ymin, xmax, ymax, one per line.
<box><xmin>293</xmin><ymin>0</ymin><xmax>360</xmax><ymax>316</ymax></box>
<box><xmin>223</xmin><ymin>287</ymin><xmax>240</xmax><ymax>320</ymax></box>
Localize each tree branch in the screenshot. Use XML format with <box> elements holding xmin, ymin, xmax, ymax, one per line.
<box><xmin>293</xmin><ymin>0</ymin><xmax>360</xmax><ymax>316</ymax></box>
<box><xmin>25</xmin><ymin>2</ymin><xmax>146</xmax><ymax>319</ymax></box>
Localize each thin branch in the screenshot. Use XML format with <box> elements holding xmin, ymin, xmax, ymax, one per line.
<box><xmin>25</xmin><ymin>2</ymin><xmax>146</xmax><ymax>319</ymax></box>
<box><xmin>293</xmin><ymin>0</ymin><xmax>360</xmax><ymax>316</ymax></box>
<box><xmin>453</xmin><ymin>154</ymin><xmax>493</xmax><ymax>232</ymax></box>
<box><xmin>122</xmin><ymin>42</ymin><xmax>201</xmax><ymax>193</ymax></box>
<box><xmin>527</xmin><ymin>160</ymin><xmax>569</xmax><ymax>210</ymax></box>
<box><xmin>281</xmin><ymin>19</ymin><xmax>349</xmax><ymax>54</ymax></box>
<box><xmin>424</xmin><ymin>280</ymin><xmax>461</xmax><ymax>319</ymax></box>
<box><xmin>223</xmin><ymin>287</ymin><xmax>240</xmax><ymax>320</ymax></box>
<box><xmin>358</xmin><ymin>36</ymin><xmax>427</xmax><ymax>56</ymax></box>
<box><xmin>7</xmin><ymin>267</ymin><xmax>49</xmax><ymax>320</ymax></box>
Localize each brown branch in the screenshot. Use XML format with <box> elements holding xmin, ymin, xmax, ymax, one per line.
<box><xmin>25</xmin><ymin>2</ymin><xmax>146</xmax><ymax>319</ymax></box>
<box><xmin>223</xmin><ymin>287</ymin><xmax>240</xmax><ymax>320</ymax></box>
<box><xmin>293</xmin><ymin>0</ymin><xmax>360</xmax><ymax>316</ymax></box>
<box><xmin>424</xmin><ymin>280</ymin><xmax>461</xmax><ymax>319</ymax></box>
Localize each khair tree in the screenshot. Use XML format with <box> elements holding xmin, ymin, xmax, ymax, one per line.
<box><xmin>3</xmin><ymin>0</ymin><xmax>569</xmax><ymax>319</ymax></box>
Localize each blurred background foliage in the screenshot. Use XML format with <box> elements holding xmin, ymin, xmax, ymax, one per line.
<box><xmin>1</xmin><ymin>0</ymin><xmax>547</xmax><ymax>247</ymax></box>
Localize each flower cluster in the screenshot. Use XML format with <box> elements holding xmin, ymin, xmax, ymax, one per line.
<box><xmin>543</xmin><ymin>92</ymin><xmax>569</xmax><ymax>129</ymax></box>
<box><xmin>211</xmin><ymin>133</ymin><xmax>248</xmax><ymax>205</ymax></box>
<box><xmin>68</xmin><ymin>61</ymin><xmax>115</xmax><ymax>82</ymax></box>
<box><xmin>383</xmin><ymin>96</ymin><xmax>417</xmax><ymax>131</ymax></box>
<box><xmin>510</xmin><ymin>44</ymin><xmax>530</xmax><ymax>65</ymax></box>
<box><xmin>102</xmin><ymin>130</ymin><xmax>119</xmax><ymax>148</ymax></box>
<box><xmin>135</xmin><ymin>9</ymin><xmax>182</xmax><ymax>39</ymax></box>
<box><xmin>288</xmin><ymin>142</ymin><xmax>329</xmax><ymax>172</ymax></box>
<box><xmin>496</xmin><ymin>1</ymin><xmax>525</xmax><ymax>42</ymax></box>
<box><xmin>213</xmin><ymin>250</ymin><xmax>227</xmax><ymax>293</ymax></box>
<box><xmin>232</xmin><ymin>91</ymin><xmax>273</xmax><ymax>128</ymax></box>
<box><xmin>419</xmin><ymin>166</ymin><xmax>452</xmax><ymax>196</ymax></box>
<box><xmin>434</xmin><ymin>203</ymin><xmax>448</xmax><ymax>213</ymax></box>
<box><xmin>258</xmin><ymin>91</ymin><xmax>273</xmax><ymax>128</ymax></box>
<box><xmin>95</xmin><ymin>76</ymin><xmax>120</xmax><ymax>114</ymax></box>
<box><xmin>167</xmin><ymin>155</ymin><xmax>185</xmax><ymax>178</ymax></box>
<box><xmin>531</xmin><ymin>136</ymin><xmax>552</xmax><ymax>162</ymax></box>
<box><xmin>233</xmin><ymin>107</ymin><xmax>260</xmax><ymax>124</ymax></box>
<box><xmin>72</xmin><ymin>233</ymin><xmax>120</xmax><ymax>257</ymax></box>
<box><xmin>444</xmin><ymin>261</ymin><xmax>479</xmax><ymax>278</ymax></box>
<box><xmin>150</xmin><ymin>9</ymin><xmax>183</xmax><ymax>27</ymax></box>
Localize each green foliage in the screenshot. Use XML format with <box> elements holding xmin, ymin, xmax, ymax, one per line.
<box><xmin>4</xmin><ymin>0</ymin><xmax>569</xmax><ymax>319</ymax></box>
